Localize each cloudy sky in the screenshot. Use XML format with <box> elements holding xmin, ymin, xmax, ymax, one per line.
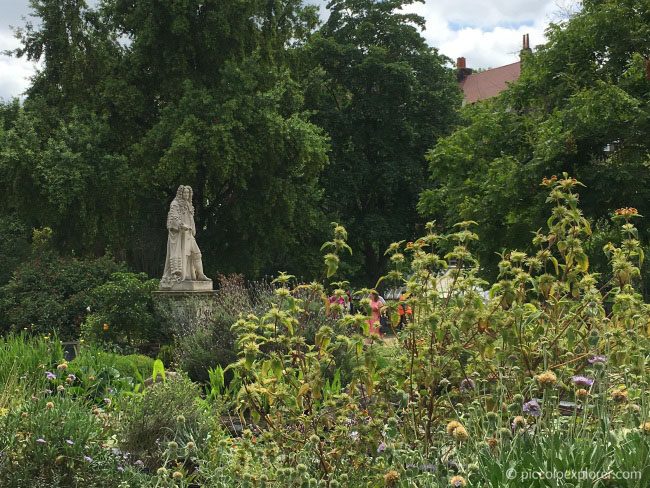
<box><xmin>0</xmin><ymin>0</ymin><xmax>576</xmax><ymax>101</ymax></box>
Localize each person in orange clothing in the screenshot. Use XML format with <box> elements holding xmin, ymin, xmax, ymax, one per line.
<box><xmin>368</xmin><ymin>291</ymin><xmax>384</xmax><ymax>336</ymax></box>
<box><xmin>397</xmin><ymin>291</ymin><xmax>412</xmax><ymax>329</ymax></box>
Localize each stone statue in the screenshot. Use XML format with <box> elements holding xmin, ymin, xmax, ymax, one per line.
<box><xmin>160</xmin><ymin>185</ymin><xmax>212</xmax><ymax>291</ymax></box>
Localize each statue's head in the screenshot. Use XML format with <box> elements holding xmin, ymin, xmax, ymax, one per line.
<box><xmin>182</xmin><ymin>186</ymin><xmax>192</xmax><ymax>202</ymax></box>
<box><xmin>176</xmin><ymin>185</ymin><xmax>185</xmax><ymax>199</ymax></box>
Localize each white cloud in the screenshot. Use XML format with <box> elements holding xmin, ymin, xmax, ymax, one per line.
<box><xmin>413</xmin><ymin>0</ymin><xmax>555</xmax><ymax>29</ymax></box>
<box><xmin>0</xmin><ymin>30</ymin><xmax>37</xmax><ymax>101</ymax></box>
<box><xmin>435</xmin><ymin>25</ymin><xmax>547</xmax><ymax>69</ymax></box>
<box><xmin>407</xmin><ymin>0</ymin><xmax>562</xmax><ymax>69</ymax></box>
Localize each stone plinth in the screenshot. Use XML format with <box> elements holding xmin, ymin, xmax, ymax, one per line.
<box><xmin>159</xmin><ymin>279</ymin><xmax>213</xmax><ymax>292</ymax></box>
<box><xmin>153</xmin><ymin>289</ymin><xmax>217</xmax><ymax>337</ymax></box>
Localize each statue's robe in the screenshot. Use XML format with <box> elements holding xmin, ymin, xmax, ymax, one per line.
<box><xmin>161</xmin><ymin>194</ymin><xmax>205</xmax><ymax>289</ymax></box>
<box><xmin>161</xmin><ymin>198</ymin><xmax>194</xmax><ymax>285</ymax></box>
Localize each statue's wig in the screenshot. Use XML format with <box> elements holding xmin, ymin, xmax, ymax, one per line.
<box><xmin>183</xmin><ymin>185</ymin><xmax>194</xmax><ymax>213</ymax></box>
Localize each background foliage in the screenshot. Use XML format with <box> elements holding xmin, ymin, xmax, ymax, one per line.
<box><xmin>419</xmin><ymin>0</ymin><xmax>650</xmax><ymax>285</ymax></box>
<box><xmin>0</xmin><ymin>0</ymin><xmax>459</xmax><ymax>289</ymax></box>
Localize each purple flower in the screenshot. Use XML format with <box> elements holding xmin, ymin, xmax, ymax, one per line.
<box><xmin>66</xmin><ymin>439</ymin><xmax>74</xmax><ymax>445</ymax></box>
<box><xmin>588</xmin><ymin>355</ymin><xmax>607</xmax><ymax>365</ymax></box>
<box><xmin>84</xmin><ymin>455</ymin><xmax>93</xmax><ymax>463</ymax></box>
<box><xmin>522</xmin><ymin>399</ymin><xmax>542</xmax><ymax>417</ymax></box>
<box><xmin>36</xmin><ymin>438</ymin><xmax>46</xmax><ymax>444</ymax></box>
<box><xmin>377</xmin><ymin>441</ymin><xmax>386</xmax><ymax>453</ymax></box>
<box><xmin>45</xmin><ymin>371</ymin><xmax>56</xmax><ymax>381</ymax></box>
<box><xmin>135</xmin><ymin>460</ymin><xmax>144</xmax><ymax>468</ymax></box>
<box><xmin>571</xmin><ymin>375</ymin><xmax>594</xmax><ymax>388</ymax></box>
<box><xmin>460</xmin><ymin>378</ymin><xmax>476</xmax><ymax>392</ymax></box>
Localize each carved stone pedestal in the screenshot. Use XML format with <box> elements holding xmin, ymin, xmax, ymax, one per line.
<box><xmin>153</xmin><ymin>289</ymin><xmax>217</xmax><ymax>337</ymax></box>
<box><xmin>159</xmin><ymin>279</ymin><xmax>213</xmax><ymax>292</ymax></box>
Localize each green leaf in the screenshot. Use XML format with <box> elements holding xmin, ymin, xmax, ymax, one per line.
<box><xmin>549</xmin><ymin>256</ymin><xmax>560</xmax><ymax>275</ymax></box>
<box><xmin>576</xmin><ymin>252</ymin><xmax>589</xmax><ymax>272</ymax></box>
<box><xmin>152</xmin><ymin>359</ymin><xmax>166</xmax><ymax>383</ymax></box>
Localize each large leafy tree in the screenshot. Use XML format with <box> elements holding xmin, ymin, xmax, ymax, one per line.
<box><xmin>420</xmin><ymin>0</ymin><xmax>650</xmax><ymax>280</ymax></box>
<box><xmin>305</xmin><ymin>0</ymin><xmax>461</xmax><ymax>283</ymax></box>
<box><xmin>2</xmin><ymin>0</ymin><xmax>330</xmax><ymax>278</ymax></box>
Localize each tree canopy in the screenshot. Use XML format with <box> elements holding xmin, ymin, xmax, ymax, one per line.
<box><xmin>306</xmin><ymin>0</ymin><xmax>461</xmax><ymax>283</ymax></box>
<box><xmin>419</xmin><ymin>0</ymin><xmax>650</xmax><ymax>281</ymax></box>
<box><xmin>0</xmin><ymin>0</ymin><xmax>461</xmax><ymax>285</ymax></box>
<box><xmin>1</xmin><ymin>0</ymin><xmax>332</xmax><ymax>278</ymax></box>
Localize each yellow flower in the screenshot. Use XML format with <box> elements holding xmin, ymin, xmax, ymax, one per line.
<box><xmin>103</xmin><ymin>323</ymin><xmax>110</xmax><ymax>332</ymax></box>
<box><xmin>172</xmin><ymin>471</ymin><xmax>183</xmax><ymax>480</ymax></box>
<box><xmin>611</xmin><ymin>388</ymin><xmax>628</xmax><ymax>403</ymax></box>
<box><xmin>0</xmin><ymin>407</ymin><xmax>9</xmax><ymax>417</ymax></box>
<box><xmin>46</xmin><ymin>401</ymin><xmax>54</xmax><ymax>409</ymax></box>
<box><xmin>446</xmin><ymin>420</ymin><xmax>462</xmax><ymax>436</ymax></box>
<box><xmin>640</xmin><ymin>421</ymin><xmax>650</xmax><ymax>435</ymax></box>
<box><xmin>450</xmin><ymin>475</ymin><xmax>467</xmax><ymax>487</ymax></box>
<box><xmin>485</xmin><ymin>437</ymin><xmax>498</xmax><ymax>449</ymax></box>
<box><xmin>535</xmin><ymin>370</ymin><xmax>557</xmax><ymax>387</ymax></box>
<box><xmin>57</xmin><ymin>362</ymin><xmax>68</xmax><ymax>371</ymax></box>
<box><xmin>614</xmin><ymin>207</ymin><xmax>639</xmax><ymax>217</ymax></box>
<box><xmin>447</xmin><ymin>420</ymin><xmax>468</xmax><ymax>441</ymax></box>
<box><xmin>452</xmin><ymin>425</ymin><xmax>469</xmax><ymax>441</ymax></box>
<box><xmin>156</xmin><ymin>467</ymin><xmax>168</xmax><ymax>476</ymax></box>
<box><xmin>383</xmin><ymin>470</ymin><xmax>400</xmax><ymax>486</ymax></box>
<box><xmin>512</xmin><ymin>416</ymin><xmax>526</xmax><ymax>428</ymax></box>
<box><xmin>576</xmin><ymin>388</ymin><xmax>588</xmax><ymax>398</ymax></box>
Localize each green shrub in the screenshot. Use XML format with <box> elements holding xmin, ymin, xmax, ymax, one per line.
<box><xmin>119</xmin><ymin>373</ymin><xmax>210</xmax><ymax>469</ymax></box>
<box><xmin>0</xmin><ymin>214</ymin><xmax>30</xmax><ymax>286</ymax></box>
<box><xmin>115</xmin><ymin>354</ymin><xmax>156</xmax><ymax>380</ymax></box>
<box><xmin>0</xmin><ymin>395</ymin><xmax>145</xmax><ymax>487</ymax></box>
<box><xmin>171</xmin><ymin>275</ymin><xmax>273</xmax><ymax>383</ymax></box>
<box><xmin>0</xmin><ymin>333</ymin><xmax>64</xmax><ymax>391</ymax></box>
<box><xmin>218</xmin><ymin>177</ymin><xmax>650</xmax><ymax>485</ymax></box>
<box><xmin>68</xmin><ymin>348</ymin><xmax>154</xmax><ymax>403</ymax></box>
<box><xmin>0</xmin><ymin>243</ymin><xmax>124</xmax><ymax>339</ymax></box>
<box><xmin>80</xmin><ymin>272</ymin><xmax>162</xmax><ymax>348</ymax></box>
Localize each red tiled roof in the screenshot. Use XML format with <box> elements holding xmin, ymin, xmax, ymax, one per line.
<box><xmin>460</xmin><ymin>61</ymin><xmax>521</xmax><ymax>103</ymax></box>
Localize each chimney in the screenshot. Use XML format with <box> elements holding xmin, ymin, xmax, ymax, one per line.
<box><xmin>456</xmin><ymin>57</ymin><xmax>473</xmax><ymax>82</ymax></box>
<box><xmin>521</xmin><ymin>33</ymin><xmax>532</xmax><ymax>56</ymax></box>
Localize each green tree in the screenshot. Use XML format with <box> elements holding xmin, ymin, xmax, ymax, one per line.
<box><xmin>0</xmin><ymin>229</ymin><xmax>125</xmax><ymax>339</ymax></box>
<box><xmin>13</xmin><ymin>0</ymin><xmax>119</xmax><ymax>112</ymax></box>
<box><xmin>420</xmin><ymin>0</ymin><xmax>650</xmax><ymax>281</ymax></box>
<box><xmin>4</xmin><ymin>0</ymin><xmax>330</xmax><ymax>278</ymax></box>
<box><xmin>305</xmin><ymin>0</ymin><xmax>461</xmax><ymax>283</ymax></box>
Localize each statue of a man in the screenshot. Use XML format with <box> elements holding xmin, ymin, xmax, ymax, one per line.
<box><xmin>161</xmin><ymin>185</ymin><xmax>211</xmax><ymax>289</ymax></box>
